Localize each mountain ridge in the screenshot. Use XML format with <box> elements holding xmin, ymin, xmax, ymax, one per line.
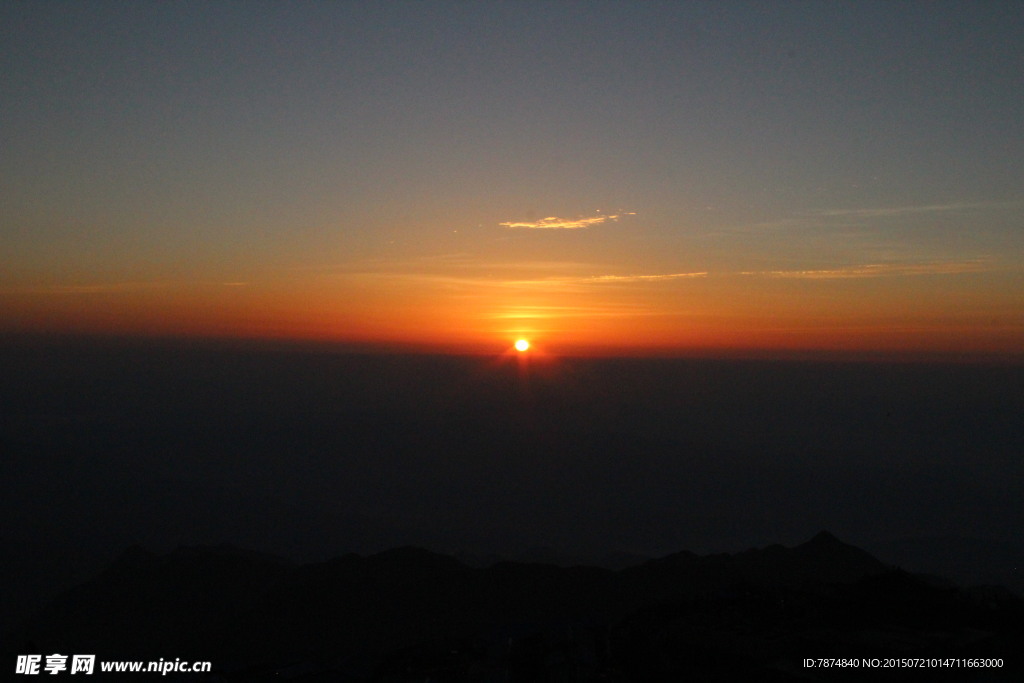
<box><xmin>5</xmin><ymin>531</ymin><xmax>1022</xmax><ymax>680</ymax></box>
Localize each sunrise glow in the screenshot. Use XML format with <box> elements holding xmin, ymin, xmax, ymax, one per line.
<box><xmin>0</xmin><ymin>4</ymin><xmax>1020</xmax><ymax>361</ymax></box>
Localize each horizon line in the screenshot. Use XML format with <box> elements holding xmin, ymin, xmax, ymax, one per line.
<box><xmin>2</xmin><ymin>329</ymin><xmax>1021</xmax><ymax>365</ymax></box>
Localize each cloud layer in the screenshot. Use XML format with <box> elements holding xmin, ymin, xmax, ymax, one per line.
<box><xmin>500</xmin><ymin>212</ymin><xmax>636</xmax><ymax>230</ymax></box>
<box><xmin>742</xmin><ymin>259</ymin><xmax>990</xmax><ymax>279</ymax></box>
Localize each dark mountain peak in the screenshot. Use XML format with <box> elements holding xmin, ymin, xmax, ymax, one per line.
<box><xmin>789</xmin><ymin>531</ymin><xmax>888</xmax><ymax>583</ymax></box>
<box><xmin>795</xmin><ymin>530</ymin><xmax>869</xmax><ymax>559</ymax></box>
<box><xmin>623</xmin><ymin>532</ymin><xmax>888</xmax><ymax>591</ymax></box>
<box><xmin>804</xmin><ymin>530</ymin><xmax>843</xmax><ymax>547</ymax></box>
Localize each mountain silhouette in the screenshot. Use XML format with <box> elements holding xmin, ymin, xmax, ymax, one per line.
<box><xmin>5</xmin><ymin>533</ymin><xmax>1021</xmax><ymax>681</ymax></box>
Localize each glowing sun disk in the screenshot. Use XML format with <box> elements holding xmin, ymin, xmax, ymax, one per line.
<box><xmin>514</xmin><ymin>339</ymin><xmax>530</xmax><ymax>352</ymax></box>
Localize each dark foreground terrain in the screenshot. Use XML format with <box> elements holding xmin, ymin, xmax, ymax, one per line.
<box><xmin>2</xmin><ymin>336</ymin><xmax>1021</xmax><ymax>679</ymax></box>
<box><xmin>5</xmin><ymin>531</ymin><xmax>1023</xmax><ymax>681</ymax></box>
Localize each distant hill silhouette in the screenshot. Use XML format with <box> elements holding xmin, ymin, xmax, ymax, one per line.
<box><xmin>6</xmin><ymin>533</ymin><xmax>1022</xmax><ymax>681</ymax></box>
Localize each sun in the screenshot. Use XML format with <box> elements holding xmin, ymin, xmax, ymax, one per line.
<box><xmin>514</xmin><ymin>339</ymin><xmax>530</xmax><ymax>352</ymax></box>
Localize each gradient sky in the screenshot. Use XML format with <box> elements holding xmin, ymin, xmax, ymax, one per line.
<box><xmin>2</xmin><ymin>1</ymin><xmax>1022</xmax><ymax>356</ymax></box>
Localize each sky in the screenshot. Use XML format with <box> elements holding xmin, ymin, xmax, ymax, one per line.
<box><xmin>2</xmin><ymin>1</ymin><xmax>1022</xmax><ymax>357</ymax></box>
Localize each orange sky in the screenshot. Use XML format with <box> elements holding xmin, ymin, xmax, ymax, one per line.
<box><xmin>2</xmin><ymin>4</ymin><xmax>1023</xmax><ymax>360</ymax></box>
<box><xmin>4</xmin><ymin>261</ymin><xmax>1021</xmax><ymax>360</ymax></box>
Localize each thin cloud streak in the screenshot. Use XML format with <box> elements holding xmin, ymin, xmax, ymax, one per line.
<box><xmin>300</xmin><ymin>258</ymin><xmax>597</xmax><ymax>274</ymax></box>
<box><xmin>587</xmin><ymin>272</ymin><xmax>707</xmax><ymax>283</ymax></box>
<box><xmin>332</xmin><ymin>269</ymin><xmax>708</xmax><ymax>292</ymax></box>
<box><xmin>810</xmin><ymin>201</ymin><xmax>1011</xmax><ymax>218</ymax></box>
<box><xmin>742</xmin><ymin>259</ymin><xmax>991</xmax><ymax>279</ymax></box>
<box><xmin>732</xmin><ymin>200</ymin><xmax>1016</xmax><ymax>234</ymax></box>
<box><xmin>500</xmin><ymin>212</ymin><xmax>636</xmax><ymax>230</ymax></box>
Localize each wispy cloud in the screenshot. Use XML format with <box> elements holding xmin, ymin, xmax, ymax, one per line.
<box><xmin>742</xmin><ymin>259</ymin><xmax>991</xmax><ymax>279</ymax></box>
<box><xmin>499</xmin><ymin>270</ymin><xmax>707</xmax><ymax>290</ymax></box>
<box><xmin>468</xmin><ymin>260</ymin><xmax>596</xmax><ymax>272</ymax></box>
<box><xmin>500</xmin><ymin>211</ymin><xmax>636</xmax><ymax>230</ymax></box>
<box><xmin>809</xmin><ymin>201</ymin><xmax>1007</xmax><ymax>219</ymax></box>
<box><xmin>327</xmin><ymin>268</ymin><xmax>708</xmax><ymax>295</ymax></box>
<box><xmin>350</xmin><ymin>268</ymin><xmax>703</xmax><ymax>283</ymax></box>
<box><xmin>585</xmin><ymin>271</ymin><xmax>707</xmax><ymax>283</ymax></box>
<box><xmin>301</xmin><ymin>257</ymin><xmax>597</xmax><ymax>275</ymax></box>
<box><xmin>732</xmin><ymin>200</ymin><xmax>1016</xmax><ymax>234</ymax></box>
